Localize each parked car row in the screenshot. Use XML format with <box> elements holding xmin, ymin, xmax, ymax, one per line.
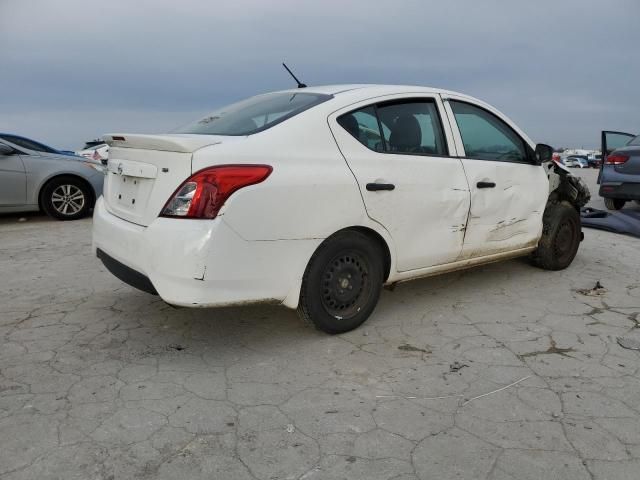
<box><xmin>560</xmin><ymin>154</ymin><xmax>601</xmax><ymax>169</ymax></box>
<box><xmin>563</xmin><ymin>156</ymin><xmax>589</xmax><ymax>168</ymax></box>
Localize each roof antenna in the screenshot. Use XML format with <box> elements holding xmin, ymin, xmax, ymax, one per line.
<box><xmin>282</xmin><ymin>62</ymin><xmax>307</xmax><ymax>88</ymax></box>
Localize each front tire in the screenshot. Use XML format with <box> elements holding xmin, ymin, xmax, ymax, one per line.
<box><xmin>604</xmin><ymin>198</ymin><xmax>626</xmax><ymax>210</ymax></box>
<box><xmin>297</xmin><ymin>231</ymin><xmax>383</xmax><ymax>334</ymax></box>
<box><xmin>41</xmin><ymin>176</ymin><xmax>92</xmax><ymax>220</ymax></box>
<box><xmin>532</xmin><ymin>201</ymin><xmax>581</xmax><ymax>271</ymax></box>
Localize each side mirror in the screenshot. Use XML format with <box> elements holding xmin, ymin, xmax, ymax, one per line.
<box><xmin>534</xmin><ymin>143</ymin><xmax>553</xmax><ymax>165</ymax></box>
<box><xmin>0</xmin><ymin>143</ymin><xmax>14</xmax><ymax>156</ymax></box>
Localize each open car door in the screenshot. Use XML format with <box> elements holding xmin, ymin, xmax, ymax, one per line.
<box><xmin>599</xmin><ymin>131</ymin><xmax>636</xmax><ymax>183</ymax></box>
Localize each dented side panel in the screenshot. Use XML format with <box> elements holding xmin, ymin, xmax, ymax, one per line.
<box><xmin>459</xmin><ymin>159</ymin><xmax>548</xmax><ymax>259</ymax></box>
<box><xmin>328</xmin><ymin>94</ymin><xmax>471</xmax><ymax>272</ymax></box>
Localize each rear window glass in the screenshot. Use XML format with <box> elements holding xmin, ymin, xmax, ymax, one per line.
<box><xmin>174</xmin><ymin>92</ymin><xmax>332</xmax><ymax>136</ymax></box>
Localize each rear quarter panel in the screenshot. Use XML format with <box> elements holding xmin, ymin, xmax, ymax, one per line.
<box><xmin>190</xmin><ymin>107</ymin><xmax>376</xmax><ymax>242</ymax></box>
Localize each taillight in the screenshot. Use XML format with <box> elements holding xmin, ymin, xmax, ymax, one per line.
<box><xmin>160</xmin><ymin>165</ymin><xmax>272</xmax><ymax>219</ymax></box>
<box><xmin>605</xmin><ymin>154</ymin><xmax>629</xmax><ymax>165</ymax></box>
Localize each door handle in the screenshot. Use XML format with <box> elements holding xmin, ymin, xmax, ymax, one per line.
<box><xmin>476</xmin><ymin>181</ymin><xmax>496</xmax><ymax>189</ymax></box>
<box><xmin>366</xmin><ymin>183</ymin><xmax>395</xmax><ymax>191</ymax></box>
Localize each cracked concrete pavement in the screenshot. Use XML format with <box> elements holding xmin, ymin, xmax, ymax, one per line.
<box><xmin>1</xmin><ymin>169</ymin><xmax>640</xmax><ymax>479</ymax></box>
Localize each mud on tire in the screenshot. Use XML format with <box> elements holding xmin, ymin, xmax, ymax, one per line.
<box><xmin>531</xmin><ymin>200</ymin><xmax>581</xmax><ymax>271</ymax></box>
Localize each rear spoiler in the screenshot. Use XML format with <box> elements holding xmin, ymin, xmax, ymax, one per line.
<box><xmin>103</xmin><ymin>134</ymin><xmax>221</xmax><ymax>153</ymax></box>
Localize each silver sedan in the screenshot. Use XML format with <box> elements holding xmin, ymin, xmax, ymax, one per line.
<box><xmin>0</xmin><ymin>136</ymin><xmax>104</xmax><ymax>220</ymax></box>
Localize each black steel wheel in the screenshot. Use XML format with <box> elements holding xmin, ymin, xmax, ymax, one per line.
<box><xmin>552</xmin><ymin>217</ymin><xmax>580</xmax><ymax>267</ymax></box>
<box><xmin>321</xmin><ymin>251</ymin><xmax>373</xmax><ymax>319</ymax></box>
<box><xmin>297</xmin><ymin>231</ymin><xmax>383</xmax><ymax>334</ymax></box>
<box><xmin>531</xmin><ymin>201</ymin><xmax>581</xmax><ymax>271</ymax></box>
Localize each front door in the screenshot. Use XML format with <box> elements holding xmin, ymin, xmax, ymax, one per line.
<box><xmin>443</xmin><ymin>97</ymin><xmax>548</xmax><ymax>259</ymax></box>
<box><xmin>330</xmin><ymin>95</ymin><xmax>470</xmax><ymax>272</ymax></box>
<box><xmin>0</xmin><ymin>146</ymin><xmax>26</xmax><ymax>206</ymax></box>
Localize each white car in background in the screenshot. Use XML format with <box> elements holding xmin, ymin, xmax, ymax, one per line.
<box><xmin>77</xmin><ymin>143</ymin><xmax>109</xmax><ymax>163</ymax></box>
<box><xmin>564</xmin><ymin>156</ymin><xmax>589</xmax><ymax>168</ymax></box>
<box><xmin>93</xmin><ymin>85</ymin><xmax>589</xmax><ymax>334</ymax></box>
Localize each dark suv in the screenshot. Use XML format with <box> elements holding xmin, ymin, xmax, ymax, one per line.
<box><xmin>598</xmin><ymin>131</ymin><xmax>640</xmax><ymax>210</ymax></box>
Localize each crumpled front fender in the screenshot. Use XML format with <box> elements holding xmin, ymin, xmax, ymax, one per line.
<box><xmin>545</xmin><ymin>161</ymin><xmax>591</xmax><ymax>208</ymax></box>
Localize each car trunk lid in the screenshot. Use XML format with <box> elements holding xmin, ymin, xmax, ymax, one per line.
<box><xmin>102</xmin><ymin>134</ymin><xmax>225</xmax><ymax>226</ymax></box>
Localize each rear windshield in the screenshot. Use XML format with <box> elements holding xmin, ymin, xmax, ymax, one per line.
<box><xmin>628</xmin><ymin>135</ymin><xmax>640</xmax><ymax>146</ymax></box>
<box><xmin>174</xmin><ymin>92</ymin><xmax>332</xmax><ymax>136</ymax></box>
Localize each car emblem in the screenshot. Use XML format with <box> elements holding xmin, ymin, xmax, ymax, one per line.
<box><xmin>117</xmin><ymin>163</ymin><xmax>123</xmax><ymax>175</ymax></box>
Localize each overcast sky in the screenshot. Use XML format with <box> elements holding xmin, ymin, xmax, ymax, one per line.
<box><xmin>1</xmin><ymin>0</ymin><xmax>638</xmax><ymax>150</ymax></box>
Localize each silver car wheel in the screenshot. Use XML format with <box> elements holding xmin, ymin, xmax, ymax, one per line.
<box><xmin>51</xmin><ymin>184</ymin><xmax>85</xmax><ymax>215</ymax></box>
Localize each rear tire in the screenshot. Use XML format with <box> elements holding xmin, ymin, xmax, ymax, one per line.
<box><xmin>604</xmin><ymin>198</ymin><xmax>626</xmax><ymax>210</ymax></box>
<box><xmin>297</xmin><ymin>231</ymin><xmax>383</xmax><ymax>334</ymax></box>
<box><xmin>531</xmin><ymin>201</ymin><xmax>581</xmax><ymax>271</ymax></box>
<box><xmin>41</xmin><ymin>176</ymin><xmax>93</xmax><ymax>220</ymax></box>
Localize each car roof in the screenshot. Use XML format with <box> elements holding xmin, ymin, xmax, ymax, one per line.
<box><xmin>269</xmin><ymin>84</ymin><xmax>480</xmax><ymax>102</ymax></box>
<box><xmin>288</xmin><ymin>84</ymin><xmax>535</xmax><ymax>145</ymax></box>
<box><xmin>0</xmin><ymin>132</ymin><xmax>47</xmax><ymax>141</ymax></box>
<box><xmin>0</xmin><ymin>133</ymin><xmax>59</xmax><ymax>149</ymax></box>
<box><xmin>0</xmin><ymin>133</ymin><xmax>73</xmax><ymax>157</ymax></box>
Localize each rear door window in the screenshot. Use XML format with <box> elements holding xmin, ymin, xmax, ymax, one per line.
<box><xmin>337</xmin><ymin>98</ymin><xmax>448</xmax><ymax>156</ymax></box>
<box><xmin>337</xmin><ymin>106</ymin><xmax>384</xmax><ymax>152</ymax></box>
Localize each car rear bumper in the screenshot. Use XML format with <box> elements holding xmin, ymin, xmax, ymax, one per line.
<box><xmin>92</xmin><ymin>197</ymin><xmax>321</xmax><ymax>308</ymax></box>
<box><xmin>96</xmin><ymin>248</ymin><xmax>157</xmax><ymax>295</ymax></box>
<box><xmin>599</xmin><ymin>182</ymin><xmax>640</xmax><ymax>200</ymax></box>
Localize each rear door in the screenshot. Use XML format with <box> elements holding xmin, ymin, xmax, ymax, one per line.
<box><xmin>329</xmin><ymin>95</ymin><xmax>470</xmax><ymax>272</ymax></box>
<box><xmin>442</xmin><ymin>96</ymin><xmax>548</xmax><ymax>259</ymax></box>
<box><xmin>602</xmin><ymin>131</ymin><xmax>636</xmax><ymax>158</ymax></box>
<box><xmin>0</xmin><ymin>144</ymin><xmax>26</xmax><ymax>206</ymax></box>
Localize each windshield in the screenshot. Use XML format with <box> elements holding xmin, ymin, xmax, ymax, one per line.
<box><xmin>174</xmin><ymin>92</ymin><xmax>332</xmax><ymax>136</ymax></box>
<box><xmin>628</xmin><ymin>135</ymin><xmax>640</xmax><ymax>146</ymax></box>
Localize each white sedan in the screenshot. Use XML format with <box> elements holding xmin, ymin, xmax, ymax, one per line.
<box><xmin>92</xmin><ymin>85</ymin><xmax>589</xmax><ymax>333</ymax></box>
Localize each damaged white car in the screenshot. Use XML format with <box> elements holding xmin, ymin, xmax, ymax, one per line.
<box><xmin>92</xmin><ymin>85</ymin><xmax>589</xmax><ymax>333</ymax></box>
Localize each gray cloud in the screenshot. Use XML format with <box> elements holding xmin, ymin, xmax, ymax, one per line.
<box><xmin>1</xmin><ymin>0</ymin><xmax>638</xmax><ymax>149</ymax></box>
